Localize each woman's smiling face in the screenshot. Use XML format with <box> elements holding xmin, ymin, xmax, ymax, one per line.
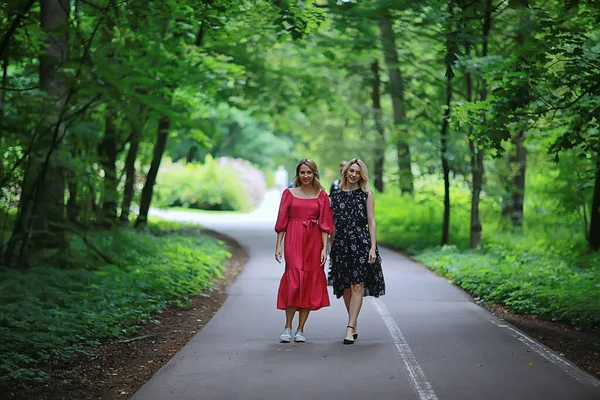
<box><xmin>298</xmin><ymin>164</ymin><xmax>314</xmax><ymax>185</ymax></box>
<box><xmin>346</xmin><ymin>163</ymin><xmax>361</xmax><ymax>184</ymax></box>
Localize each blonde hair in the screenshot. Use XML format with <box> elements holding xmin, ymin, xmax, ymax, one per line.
<box><xmin>340</xmin><ymin>158</ymin><xmax>371</xmax><ymax>192</ymax></box>
<box><xmin>293</xmin><ymin>158</ymin><xmax>324</xmax><ymax>192</ymax></box>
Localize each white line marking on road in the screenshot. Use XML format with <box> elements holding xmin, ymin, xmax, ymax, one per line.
<box><xmin>371</xmin><ymin>298</ymin><xmax>438</xmax><ymax>400</ymax></box>
<box><xmin>488</xmin><ymin>318</ymin><xmax>600</xmax><ymax>388</ymax></box>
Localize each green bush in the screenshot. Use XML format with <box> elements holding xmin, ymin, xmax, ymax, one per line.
<box><xmin>416</xmin><ymin>246</ymin><xmax>600</xmax><ymax>327</ymax></box>
<box><xmin>154</xmin><ymin>155</ymin><xmax>266</xmax><ymax>212</ymax></box>
<box><xmin>376</xmin><ymin>177</ymin><xmax>600</xmax><ymax>328</ymax></box>
<box><xmin>376</xmin><ymin>178</ymin><xmax>475</xmax><ymax>252</ymax></box>
<box><xmin>0</xmin><ymin>221</ymin><xmax>230</xmax><ymax>386</ymax></box>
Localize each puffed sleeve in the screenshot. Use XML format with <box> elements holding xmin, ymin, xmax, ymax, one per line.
<box><xmin>275</xmin><ymin>189</ymin><xmax>292</xmax><ymax>233</ymax></box>
<box><xmin>318</xmin><ymin>191</ymin><xmax>333</xmax><ymax>234</ymax></box>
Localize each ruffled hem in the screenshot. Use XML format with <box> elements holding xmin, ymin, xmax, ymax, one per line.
<box><xmin>330</xmin><ymin>254</ymin><xmax>385</xmax><ymax>299</ymax></box>
<box><xmin>277</xmin><ymin>268</ymin><xmax>330</xmax><ymax>310</ymax></box>
<box><xmin>332</xmin><ymin>280</ymin><xmax>386</xmax><ymax>299</ymax></box>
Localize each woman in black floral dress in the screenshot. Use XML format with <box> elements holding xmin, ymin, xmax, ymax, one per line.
<box><xmin>330</xmin><ymin>158</ymin><xmax>385</xmax><ymax>345</ymax></box>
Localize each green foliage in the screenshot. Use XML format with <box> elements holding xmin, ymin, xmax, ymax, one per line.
<box><xmin>0</xmin><ymin>221</ymin><xmax>230</xmax><ymax>386</ymax></box>
<box><xmin>377</xmin><ymin>173</ymin><xmax>600</xmax><ymax>328</ymax></box>
<box><xmin>377</xmin><ymin>176</ymin><xmax>475</xmax><ymax>252</ymax></box>
<box><xmin>154</xmin><ymin>156</ymin><xmax>266</xmax><ymax>212</ymax></box>
<box><xmin>168</xmin><ymin>105</ymin><xmax>293</xmax><ymax>169</ymax></box>
<box><xmin>3</xmin><ymin>0</ymin><xmax>600</xmax><ymax>379</ymax></box>
<box><xmin>416</xmin><ymin>246</ymin><xmax>600</xmax><ymax>328</ymax></box>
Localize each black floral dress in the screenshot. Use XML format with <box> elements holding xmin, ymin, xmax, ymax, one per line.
<box><xmin>329</xmin><ymin>189</ymin><xmax>386</xmax><ymax>299</ymax></box>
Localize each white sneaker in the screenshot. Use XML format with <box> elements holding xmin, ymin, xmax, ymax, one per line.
<box><xmin>279</xmin><ymin>328</ymin><xmax>291</xmax><ymax>343</ymax></box>
<box><xmin>294</xmin><ymin>330</ymin><xmax>306</xmax><ymax>342</ymax></box>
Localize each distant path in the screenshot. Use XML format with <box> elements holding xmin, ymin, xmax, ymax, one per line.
<box><xmin>136</xmin><ymin>189</ymin><xmax>600</xmax><ymax>400</ymax></box>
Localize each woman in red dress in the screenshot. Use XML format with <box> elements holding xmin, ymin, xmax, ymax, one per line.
<box><xmin>274</xmin><ymin>159</ymin><xmax>333</xmax><ymax>343</ymax></box>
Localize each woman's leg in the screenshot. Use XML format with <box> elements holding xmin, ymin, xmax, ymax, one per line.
<box><xmin>346</xmin><ymin>284</ymin><xmax>364</xmax><ymax>339</ymax></box>
<box><xmin>343</xmin><ymin>288</ymin><xmax>351</xmax><ymax>312</ymax></box>
<box><xmin>343</xmin><ymin>288</ymin><xmax>356</xmax><ymax>333</ymax></box>
<box><xmin>297</xmin><ymin>308</ymin><xmax>310</xmax><ymax>331</ymax></box>
<box><xmin>285</xmin><ymin>307</ymin><xmax>297</xmax><ymax>328</ymax></box>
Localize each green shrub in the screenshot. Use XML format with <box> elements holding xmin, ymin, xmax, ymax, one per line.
<box><xmin>416</xmin><ymin>246</ymin><xmax>600</xmax><ymax>327</ymax></box>
<box><xmin>154</xmin><ymin>155</ymin><xmax>266</xmax><ymax>212</ymax></box>
<box><xmin>0</xmin><ymin>221</ymin><xmax>230</xmax><ymax>386</ymax></box>
<box><xmin>376</xmin><ymin>181</ymin><xmax>473</xmax><ymax>252</ymax></box>
<box><xmin>376</xmin><ymin>176</ymin><xmax>600</xmax><ymax>328</ymax></box>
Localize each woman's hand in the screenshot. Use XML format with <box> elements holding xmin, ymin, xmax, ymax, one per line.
<box><xmin>275</xmin><ymin>245</ymin><xmax>282</xmax><ymax>263</ymax></box>
<box><xmin>320</xmin><ymin>247</ymin><xmax>327</xmax><ymax>266</ymax></box>
<box><xmin>368</xmin><ymin>248</ymin><xmax>376</xmax><ymax>264</ymax></box>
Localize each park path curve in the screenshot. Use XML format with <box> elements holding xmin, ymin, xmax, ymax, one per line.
<box><xmin>133</xmin><ymin>189</ymin><xmax>600</xmax><ymax>400</ymax></box>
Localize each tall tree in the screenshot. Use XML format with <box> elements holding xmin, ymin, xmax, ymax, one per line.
<box><xmin>136</xmin><ymin>116</ymin><xmax>169</xmax><ymax>227</ymax></box>
<box><xmin>370</xmin><ymin>59</ymin><xmax>386</xmax><ymax>192</ymax></box>
<box><xmin>440</xmin><ymin>0</ymin><xmax>457</xmax><ymax>246</ymax></box>
<box><xmin>120</xmin><ymin>128</ymin><xmax>141</xmax><ymax>223</ymax></box>
<box><xmin>36</xmin><ymin>0</ymin><xmax>70</xmax><ymax>234</ymax></box>
<box><xmin>506</xmin><ymin>130</ymin><xmax>527</xmax><ymax>226</ymax></box>
<box><xmin>378</xmin><ymin>7</ymin><xmax>414</xmax><ymax>194</ymax></box>
<box><xmin>4</xmin><ymin>0</ymin><xmax>70</xmax><ymax>266</ymax></box>
<box><xmin>460</xmin><ymin>0</ymin><xmax>494</xmax><ymax>249</ymax></box>
<box><xmin>496</xmin><ymin>2</ymin><xmax>532</xmax><ymax>227</ymax></box>
<box><xmin>99</xmin><ymin>113</ymin><xmax>119</xmax><ymax>224</ymax></box>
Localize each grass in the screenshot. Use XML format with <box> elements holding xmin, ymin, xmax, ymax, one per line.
<box><xmin>0</xmin><ymin>220</ymin><xmax>230</xmax><ymax>387</ymax></box>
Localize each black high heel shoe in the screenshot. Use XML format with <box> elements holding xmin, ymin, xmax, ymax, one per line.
<box><xmin>343</xmin><ymin>325</ymin><xmax>355</xmax><ymax>345</ymax></box>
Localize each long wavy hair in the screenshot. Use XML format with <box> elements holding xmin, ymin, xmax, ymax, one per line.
<box><xmin>340</xmin><ymin>158</ymin><xmax>370</xmax><ymax>192</ymax></box>
<box><xmin>293</xmin><ymin>158</ymin><xmax>324</xmax><ymax>193</ymax></box>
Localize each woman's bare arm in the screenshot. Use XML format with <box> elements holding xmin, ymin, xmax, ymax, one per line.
<box><xmin>366</xmin><ymin>191</ymin><xmax>377</xmax><ymax>263</ymax></box>
<box><xmin>275</xmin><ymin>232</ymin><xmax>285</xmax><ymax>263</ymax></box>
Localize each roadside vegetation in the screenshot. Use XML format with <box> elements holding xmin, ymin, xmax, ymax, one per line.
<box><xmin>377</xmin><ymin>174</ymin><xmax>600</xmax><ymax>329</ymax></box>
<box><xmin>2</xmin><ymin>0</ymin><xmax>599</xmax><ymax>389</ymax></box>
<box><xmin>0</xmin><ymin>221</ymin><xmax>229</xmax><ymax>385</ymax></box>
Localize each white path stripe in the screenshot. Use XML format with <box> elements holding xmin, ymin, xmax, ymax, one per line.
<box><xmin>487</xmin><ymin>318</ymin><xmax>600</xmax><ymax>388</ymax></box>
<box><xmin>371</xmin><ymin>298</ymin><xmax>438</xmax><ymax>400</ymax></box>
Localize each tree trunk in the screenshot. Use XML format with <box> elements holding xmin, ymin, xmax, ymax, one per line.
<box><xmin>504</xmin><ymin>10</ymin><xmax>529</xmax><ymax>227</ymax></box>
<box><xmin>66</xmin><ymin>147</ymin><xmax>79</xmax><ymax>223</ymax></box>
<box><xmin>378</xmin><ymin>9</ymin><xmax>413</xmax><ymax>194</ymax></box>
<box><xmin>464</xmin><ymin>30</ymin><xmax>477</xmax><ymax>248</ymax></box>
<box><xmin>120</xmin><ymin>131</ymin><xmax>140</xmax><ymax>223</ymax></box>
<box><xmin>370</xmin><ymin>59</ymin><xmax>385</xmax><ymax>193</ymax></box>
<box><xmin>1</xmin><ymin>46</ymin><xmax>8</xmax><ymax>112</ymax></box>
<box><xmin>3</xmin><ymin>0</ymin><xmax>69</xmax><ymax>266</ymax></box>
<box><xmin>36</xmin><ymin>0</ymin><xmax>69</xmax><ymax>233</ymax></box>
<box><xmin>469</xmin><ymin>142</ymin><xmax>484</xmax><ymax>249</ymax></box>
<box><xmin>441</xmin><ymin>0</ymin><xmax>455</xmax><ymax>246</ymax></box>
<box><xmin>99</xmin><ymin>114</ymin><xmax>118</xmax><ymax>225</ymax></box>
<box><xmin>67</xmin><ymin>179</ymin><xmax>78</xmax><ymax>223</ymax></box>
<box><xmin>508</xmin><ymin>130</ymin><xmax>526</xmax><ymax>226</ymax></box>
<box><xmin>588</xmin><ymin>158</ymin><xmax>600</xmax><ymax>250</ymax></box>
<box><xmin>465</xmin><ymin>55</ymin><xmax>482</xmax><ymax>249</ymax></box>
<box><xmin>35</xmin><ymin>0</ymin><xmax>69</xmax><ymax>235</ymax></box>
<box><xmin>186</xmin><ymin>145</ymin><xmax>198</xmax><ymax>163</ymax></box>
<box><xmin>135</xmin><ymin>116</ymin><xmax>170</xmax><ymax>228</ymax></box>
<box><xmin>3</xmin><ymin>162</ymin><xmax>34</xmax><ymax>265</ymax></box>
<box><xmin>467</xmin><ymin>0</ymin><xmax>492</xmax><ymax>249</ymax></box>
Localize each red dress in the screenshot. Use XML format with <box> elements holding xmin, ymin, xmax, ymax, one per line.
<box><xmin>275</xmin><ymin>189</ymin><xmax>333</xmax><ymax>310</ymax></box>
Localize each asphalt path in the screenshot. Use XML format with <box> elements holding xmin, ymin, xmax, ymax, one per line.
<box><xmin>133</xmin><ymin>189</ymin><xmax>600</xmax><ymax>400</ymax></box>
